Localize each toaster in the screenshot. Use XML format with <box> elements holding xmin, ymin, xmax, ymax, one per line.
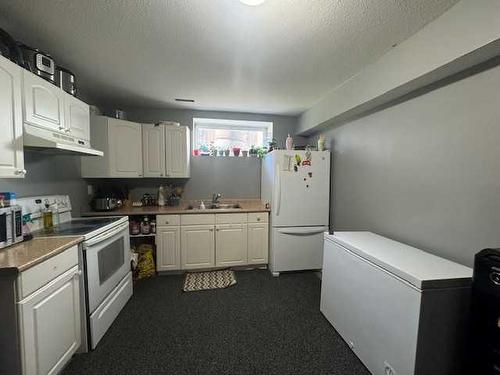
<box><xmin>18</xmin><ymin>43</ymin><xmax>56</xmax><ymax>84</ymax></box>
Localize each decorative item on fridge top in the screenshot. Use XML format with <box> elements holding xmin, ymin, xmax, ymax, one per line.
<box><xmin>224</xmin><ymin>149</ymin><xmax>230</xmax><ymax>157</ymax></box>
<box><xmin>249</xmin><ymin>145</ymin><xmax>258</xmax><ymax>157</ymax></box>
<box><xmin>114</xmin><ymin>109</ymin><xmax>127</xmax><ymax>120</ymax></box>
<box><xmin>218</xmin><ymin>149</ymin><xmax>224</xmax><ymax>156</ymax></box>
<box><xmin>317</xmin><ymin>134</ymin><xmax>326</xmax><ymax>151</ymax></box>
<box><xmin>199</xmin><ymin>144</ymin><xmax>210</xmax><ymax>156</ymax></box>
<box><xmin>286</xmin><ymin>134</ymin><xmax>293</xmax><ymax>150</ymax></box>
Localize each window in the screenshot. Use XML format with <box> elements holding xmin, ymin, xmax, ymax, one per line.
<box><xmin>193</xmin><ymin>118</ymin><xmax>273</xmax><ymax>153</ymax></box>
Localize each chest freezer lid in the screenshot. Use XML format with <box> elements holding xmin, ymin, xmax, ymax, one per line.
<box><xmin>325</xmin><ymin>231</ymin><xmax>472</xmax><ymax>290</ymax></box>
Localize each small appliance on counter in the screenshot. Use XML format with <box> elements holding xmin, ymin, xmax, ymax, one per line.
<box><xmin>57</xmin><ymin>66</ymin><xmax>77</xmax><ymax>96</ymax></box>
<box><xmin>0</xmin><ymin>205</ymin><xmax>23</xmax><ymax>249</ymax></box>
<box><xmin>18</xmin><ymin>43</ymin><xmax>56</xmax><ymax>84</ymax></box>
<box><xmin>92</xmin><ymin>197</ymin><xmax>122</xmax><ymax>212</ymax></box>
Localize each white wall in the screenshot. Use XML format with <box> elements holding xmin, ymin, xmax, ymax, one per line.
<box><xmin>310</xmin><ymin>63</ymin><xmax>500</xmax><ymax>267</ymax></box>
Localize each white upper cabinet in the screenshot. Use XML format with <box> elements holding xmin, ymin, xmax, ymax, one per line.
<box><xmin>22</xmin><ymin>70</ymin><xmax>65</xmax><ymax>132</ymax></box>
<box><xmin>108</xmin><ymin>119</ymin><xmax>143</xmax><ymax>177</ymax></box>
<box><xmin>165</xmin><ymin>125</ymin><xmax>190</xmax><ymax>178</ymax></box>
<box><xmin>64</xmin><ymin>92</ymin><xmax>90</xmax><ymax>140</ymax></box>
<box><xmin>81</xmin><ymin>116</ymin><xmax>143</xmax><ymax>178</ymax></box>
<box><xmin>142</xmin><ymin>123</ymin><xmax>166</xmax><ymax>177</ymax></box>
<box><xmin>0</xmin><ymin>56</ymin><xmax>25</xmax><ymax>178</ymax></box>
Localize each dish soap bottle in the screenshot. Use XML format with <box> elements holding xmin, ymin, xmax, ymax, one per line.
<box><xmin>286</xmin><ymin>134</ymin><xmax>293</xmax><ymax>150</ymax></box>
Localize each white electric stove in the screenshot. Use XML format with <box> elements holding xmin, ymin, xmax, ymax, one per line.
<box><xmin>18</xmin><ymin>195</ymin><xmax>133</xmax><ymax>351</ymax></box>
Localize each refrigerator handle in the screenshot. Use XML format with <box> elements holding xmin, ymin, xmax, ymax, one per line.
<box><xmin>274</xmin><ymin>165</ymin><xmax>281</xmax><ymax>216</ymax></box>
<box><xmin>277</xmin><ymin>228</ymin><xmax>326</xmax><ymax>235</ymax></box>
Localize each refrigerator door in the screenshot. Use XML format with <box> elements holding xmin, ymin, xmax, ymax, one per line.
<box><xmin>270</xmin><ymin>150</ymin><xmax>330</xmax><ymax>227</ymax></box>
<box><xmin>271</xmin><ymin>226</ymin><xmax>327</xmax><ymax>273</ymax></box>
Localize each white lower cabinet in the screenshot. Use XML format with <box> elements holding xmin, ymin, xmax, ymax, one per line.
<box><xmin>247</xmin><ymin>222</ymin><xmax>269</xmax><ymax>264</ymax></box>
<box><xmin>156</xmin><ymin>226</ymin><xmax>181</xmax><ymax>271</ymax></box>
<box><xmin>18</xmin><ymin>266</ymin><xmax>81</xmax><ymax>375</ymax></box>
<box><xmin>181</xmin><ymin>225</ymin><xmax>215</xmax><ymax>269</ymax></box>
<box><xmin>156</xmin><ymin>213</ymin><xmax>269</xmax><ymax>271</ymax></box>
<box><xmin>215</xmin><ymin>224</ymin><xmax>248</xmax><ymax>267</ymax></box>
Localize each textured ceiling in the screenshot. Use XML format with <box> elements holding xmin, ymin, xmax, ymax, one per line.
<box><xmin>0</xmin><ymin>0</ymin><xmax>459</xmax><ymax>115</ymax></box>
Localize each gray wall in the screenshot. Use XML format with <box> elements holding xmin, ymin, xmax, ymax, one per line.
<box><xmin>309</xmin><ymin>63</ymin><xmax>500</xmax><ymax>267</ymax></box>
<box><xmin>89</xmin><ymin>156</ymin><xmax>261</xmax><ymax>202</ymax></box>
<box><xmin>0</xmin><ymin>151</ymin><xmax>88</xmax><ymax>215</ymax></box>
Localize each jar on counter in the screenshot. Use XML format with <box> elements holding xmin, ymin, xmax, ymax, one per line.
<box><xmin>141</xmin><ymin>216</ymin><xmax>151</xmax><ymax>235</ymax></box>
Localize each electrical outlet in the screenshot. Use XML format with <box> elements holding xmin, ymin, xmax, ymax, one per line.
<box><xmin>384</xmin><ymin>361</ymin><xmax>396</xmax><ymax>375</ymax></box>
<box><xmin>87</xmin><ymin>185</ymin><xmax>93</xmax><ymax>196</ymax></box>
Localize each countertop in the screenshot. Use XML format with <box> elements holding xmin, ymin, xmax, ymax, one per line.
<box><xmin>0</xmin><ymin>236</ymin><xmax>84</xmax><ymax>274</ymax></box>
<box><xmin>82</xmin><ymin>199</ymin><xmax>270</xmax><ymax>216</ymax></box>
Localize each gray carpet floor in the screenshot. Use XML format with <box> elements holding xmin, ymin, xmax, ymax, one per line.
<box><xmin>63</xmin><ymin>270</ymin><xmax>370</xmax><ymax>375</ymax></box>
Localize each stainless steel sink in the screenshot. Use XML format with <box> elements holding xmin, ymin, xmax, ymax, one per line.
<box><xmin>185</xmin><ymin>203</ymin><xmax>241</xmax><ymax>210</ymax></box>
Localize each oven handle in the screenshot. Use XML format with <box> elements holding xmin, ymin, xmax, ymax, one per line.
<box><xmin>84</xmin><ymin>222</ymin><xmax>129</xmax><ymax>247</ymax></box>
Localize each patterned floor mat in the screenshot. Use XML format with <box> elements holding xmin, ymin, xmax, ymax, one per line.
<box><xmin>183</xmin><ymin>269</ymin><xmax>237</xmax><ymax>292</ymax></box>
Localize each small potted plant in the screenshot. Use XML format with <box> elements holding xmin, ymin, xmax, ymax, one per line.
<box><xmin>268</xmin><ymin>138</ymin><xmax>277</xmax><ymax>151</ymax></box>
<box><xmin>249</xmin><ymin>145</ymin><xmax>258</xmax><ymax>157</ymax></box>
<box><xmin>199</xmin><ymin>144</ymin><xmax>210</xmax><ymax>156</ymax></box>
<box><xmin>257</xmin><ymin>146</ymin><xmax>268</xmax><ymax>159</ymax></box>
<box><xmin>218</xmin><ymin>149</ymin><xmax>224</xmax><ymax>156</ymax></box>
<box><xmin>242</xmin><ymin>150</ymin><xmax>248</xmax><ymax>157</ymax></box>
<box><xmin>232</xmin><ymin>147</ymin><xmax>241</xmax><ymax>157</ymax></box>
<box><xmin>209</xmin><ymin>142</ymin><xmax>217</xmax><ymax>157</ymax></box>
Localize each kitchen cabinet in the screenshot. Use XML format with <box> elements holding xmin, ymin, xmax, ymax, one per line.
<box><xmin>156</xmin><ymin>213</ymin><xmax>268</xmax><ymax>272</ymax></box>
<box><xmin>0</xmin><ymin>56</ymin><xmax>24</xmax><ymax>178</ymax></box>
<box><xmin>81</xmin><ymin>116</ymin><xmax>143</xmax><ymax>177</ymax></box>
<box><xmin>156</xmin><ymin>225</ymin><xmax>181</xmax><ymax>271</ymax></box>
<box><xmin>142</xmin><ymin>123</ymin><xmax>166</xmax><ymax>177</ymax></box>
<box><xmin>64</xmin><ymin>92</ymin><xmax>90</xmax><ymax>140</ymax></box>
<box><xmin>181</xmin><ymin>225</ymin><xmax>215</xmax><ymax>269</ymax></box>
<box><xmin>247</xmin><ymin>222</ymin><xmax>269</xmax><ymax>264</ymax></box>
<box><xmin>19</xmin><ymin>266</ymin><xmax>81</xmax><ymax>375</ymax></box>
<box><xmin>165</xmin><ymin>125</ymin><xmax>190</xmax><ymax>178</ymax></box>
<box><xmin>215</xmin><ymin>224</ymin><xmax>248</xmax><ymax>267</ymax></box>
<box><xmin>22</xmin><ymin>70</ymin><xmax>65</xmax><ymax>132</ymax></box>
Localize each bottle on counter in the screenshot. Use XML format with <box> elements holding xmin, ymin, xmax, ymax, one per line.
<box><xmin>42</xmin><ymin>200</ymin><xmax>53</xmax><ymax>230</ymax></box>
<box><xmin>286</xmin><ymin>134</ymin><xmax>293</xmax><ymax>150</ymax></box>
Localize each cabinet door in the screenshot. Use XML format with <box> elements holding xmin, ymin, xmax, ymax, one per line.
<box><xmin>181</xmin><ymin>225</ymin><xmax>215</xmax><ymax>269</ymax></box>
<box><xmin>165</xmin><ymin>126</ymin><xmax>189</xmax><ymax>178</ymax></box>
<box><xmin>19</xmin><ymin>266</ymin><xmax>81</xmax><ymax>375</ymax></box>
<box><xmin>156</xmin><ymin>226</ymin><xmax>181</xmax><ymax>271</ymax></box>
<box><xmin>64</xmin><ymin>93</ymin><xmax>90</xmax><ymax>140</ymax></box>
<box><xmin>108</xmin><ymin>118</ymin><xmax>143</xmax><ymax>177</ymax></box>
<box><xmin>215</xmin><ymin>224</ymin><xmax>248</xmax><ymax>267</ymax></box>
<box><xmin>142</xmin><ymin>124</ymin><xmax>166</xmax><ymax>177</ymax></box>
<box><xmin>247</xmin><ymin>223</ymin><xmax>269</xmax><ymax>264</ymax></box>
<box><xmin>22</xmin><ymin>70</ymin><xmax>65</xmax><ymax>132</ymax></box>
<box><xmin>0</xmin><ymin>56</ymin><xmax>24</xmax><ymax>178</ymax></box>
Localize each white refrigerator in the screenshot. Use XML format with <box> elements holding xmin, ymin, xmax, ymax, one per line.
<box><xmin>261</xmin><ymin>150</ymin><xmax>330</xmax><ymax>276</ymax></box>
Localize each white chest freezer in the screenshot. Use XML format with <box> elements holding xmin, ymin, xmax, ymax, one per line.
<box><xmin>320</xmin><ymin>232</ymin><xmax>473</xmax><ymax>375</ymax></box>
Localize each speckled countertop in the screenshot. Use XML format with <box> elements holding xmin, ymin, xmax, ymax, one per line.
<box><xmin>0</xmin><ymin>236</ymin><xmax>83</xmax><ymax>274</ymax></box>
<box><xmin>82</xmin><ymin>199</ymin><xmax>270</xmax><ymax>216</ymax></box>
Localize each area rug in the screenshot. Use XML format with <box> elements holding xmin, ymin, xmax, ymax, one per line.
<box><xmin>183</xmin><ymin>269</ymin><xmax>237</xmax><ymax>292</ymax></box>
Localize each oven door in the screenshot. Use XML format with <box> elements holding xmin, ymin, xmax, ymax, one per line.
<box><xmin>83</xmin><ymin>221</ymin><xmax>130</xmax><ymax>313</ymax></box>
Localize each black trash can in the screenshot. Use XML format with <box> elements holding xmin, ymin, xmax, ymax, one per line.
<box><xmin>471</xmin><ymin>249</ymin><xmax>500</xmax><ymax>374</ymax></box>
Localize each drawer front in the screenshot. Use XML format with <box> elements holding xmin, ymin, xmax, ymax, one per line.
<box><xmin>248</xmin><ymin>212</ymin><xmax>269</xmax><ymax>223</ymax></box>
<box><xmin>19</xmin><ymin>245</ymin><xmax>79</xmax><ymax>299</ymax></box>
<box><xmin>216</xmin><ymin>213</ymin><xmax>248</xmax><ymax>224</ymax></box>
<box><xmin>157</xmin><ymin>214</ymin><xmax>180</xmax><ymax>226</ymax></box>
<box><xmin>181</xmin><ymin>214</ymin><xmax>215</xmax><ymax>226</ymax></box>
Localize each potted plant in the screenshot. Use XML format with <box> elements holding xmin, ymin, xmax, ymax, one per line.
<box><xmin>224</xmin><ymin>148</ymin><xmax>230</xmax><ymax>156</ymax></box>
<box><xmin>257</xmin><ymin>146</ymin><xmax>268</xmax><ymax>159</ymax></box>
<box><xmin>242</xmin><ymin>150</ymin><xmax>248</xmax><ymax>157</ymax></box>
<box><xmin>268</xmin><ymin>138</ymin><xmax>277</xmax><ymax>151</ymax></box>
<box><xmin>199</xmin><ymin>144</ymin><xmax>210</xmax><ymax>156</ymax></box>
<box><xmin>209</xmin><ymin>142</ymin><xmax>217</xmax><ymax>157</ymax></box>
<box><xmin>249</xmin><ymin>145</ymin><xmax>258</xmax><ymax>157</ymax></box>
<box><xmin>232</xmin><ymin>147</ymin><xmax>241</xmax><ymax>157</ymax></box>
<box><xmin>218</xmin><ymin>149</ymin><xmax>224</xmax><ymax>156</ymax></box>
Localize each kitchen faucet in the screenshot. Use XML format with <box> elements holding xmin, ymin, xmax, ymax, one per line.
<box><xmin>212</xmin><ymin>193</ymin><xmax>222</xmax><ymax>205</ymax></box>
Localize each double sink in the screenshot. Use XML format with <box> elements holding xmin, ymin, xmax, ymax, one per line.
<box><xmin>185</xmin><ymin>203</ymin><xmax>241</xmax><ymax>210</ymax></box>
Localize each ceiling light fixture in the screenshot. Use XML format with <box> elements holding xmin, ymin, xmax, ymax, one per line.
<box><xmin>239</xmin><ymin>0</ymin><xmax>266</xmax><ymax>6</ymax></box>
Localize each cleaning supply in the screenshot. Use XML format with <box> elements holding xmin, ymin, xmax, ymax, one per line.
<box><xmin>158</xmin><ymin>185</ymin><xmax>166</xmax><ymax>206</ymax></box>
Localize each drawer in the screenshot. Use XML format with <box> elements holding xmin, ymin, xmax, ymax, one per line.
<box><xmin>248</xmin><ymin>212</ymin><xmax>269</xmax><ymax>223</ymax></box>
<box><xmin>18</xmin><ymin>245</ymin><xmax>79</xmax><ymax>300</ymax></box>
<box><xmin>216</xmin><ymin>213</ymin><xmax>248</xmax><ymax>224</ymax></box>
<box><xmin>181</xmin><ymin>214</ymin><xmax>215</xmax><ymax>226</ymax></box>
<box><xmin>157</xmin><ymin>215</ymin><xmax>180</xmax><ymax>226</ymax></box>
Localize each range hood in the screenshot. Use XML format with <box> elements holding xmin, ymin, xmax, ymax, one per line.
<box><xmin>23</xmin><ymin>125</ymin><xmax>103</xmax><ymax>156</ymax></box>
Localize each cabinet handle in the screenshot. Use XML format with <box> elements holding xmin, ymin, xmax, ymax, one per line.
<box><xmin>59</xmin><ymin>126</ymin><xmax>65</xmax><ymax>130</ymax></box>
<box><xmin>216</xmin><ymin>228</ymin><xmax>219</xmax><ymax>231</ymax></box>
<box><xmin>15</xmin><ymin>169</ymin><xmax>27</xmax><ymax>175</ymax></box>
<box><xmin>209</xmin><ymin>229</ymin><xmax>214</xmax><ymax>232</ymax></box>
<box><xmin>257</xmin><ymin>218</ymin><xmax>261</xmax><ymax>221</ymax></box>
